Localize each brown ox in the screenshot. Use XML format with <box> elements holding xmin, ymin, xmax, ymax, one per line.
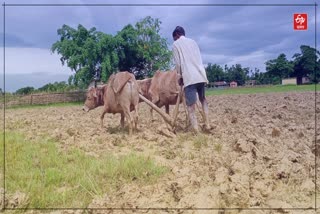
<box><xmin>149</xmin><ymin>70</ymin><xmax>182</xmax><ymax>113</ymax></box>
<box><xmin>137</xmin><ymin>78</ymin><xmax>153</xmax><ymax>102</ymax></box>
<box><xmin>137</xmin><ymin>71</ymin><xmax>184</xmax><ymax>122</ymax></box>
<box><xmin>82</xmin><ymin>71</ymin><xmax>139</xmax><ymax>135</ymax></box>
<box><xmin>136</xmin><ymin>78</ymin><xmax>154</xmax><ymax>119</ymax></box>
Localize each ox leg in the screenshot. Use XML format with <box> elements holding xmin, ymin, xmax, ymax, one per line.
<box><xmin>150</xmin><ymin>108</ymin><xmax>154</xmax><ymax>122</ymax></box>
<box><xmin>165</xmin><ymin>104</ymin><xmax>174</xmax><ymax>131</ymax></box>
<box><xmin>165</xmin><ymin>105</ymin><xmax>169</xmax><ymax>115</ymax></box>
<box><xmin>158</xmin><ymin>104</ymin><xmax>171</xmax><ymax>131</ymax></box>
<box><xmin>133</xmin><ymin>105</ymin><xmax>139</xmax><ymax>131</ymax></box>
<box><xmin>122</xmin><ymin>108</ymin><xmax>133</xmax><ymax>135</ymax></box>
<box><xmin>100</xmin><ymin>110</ymin><xmax>107</xmax><ymax>128</ymax></box>
<box><xmin>120</xmin><ymin>113</ymin><xmax>125</xmax><ymax>128</ymax></box>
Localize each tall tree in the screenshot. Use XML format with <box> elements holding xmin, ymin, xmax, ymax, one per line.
<box><xmin>15</xmin><ymin>86</ymin><xmax>34</xmax><ymax>95</ymax></box>
<box><xmin>135</xmin><ymin>16</ymin><xmax>172</xmax><ymax>78</ymax></box>
<box><xmin>265</xmin><ymin>53</ymin><xmax>293</xmax><ymax>84</ymax></box>
<box><xmin>51</xmin><ymin>24</ymin><xmax>103</xmax><ymax>88</ymax></box>
<box><xmin>292</xmin><ymin>45</ymin><xmax>320</xmax><ymax>84</ymax></box>
<box><xmin>117</xmin><ymin>16</ymin><xmax>172</xmax><ymax>79</ymax></box>
<box><xmin>52</xmin><ymin>17</ymin><xmax>171</xmax><ymax>86</ymax></box>
<box><xmin>225</xmin><ymin>64</ymin><xmax>247</xmax><ymax>85</ymax></box>
<box><xmin>205</xmin><ymin>63</ymin><xmax>224</xmax><ymax>82</ymax></box>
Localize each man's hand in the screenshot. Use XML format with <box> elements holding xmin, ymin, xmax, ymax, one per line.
<box><xmin>178</xmin><ymin>77</ymin><xmax>184</xmax><ymax>86</ymax></box>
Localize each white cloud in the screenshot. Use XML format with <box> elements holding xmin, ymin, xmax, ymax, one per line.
<box><xmin>4</xmin><ymin>0</ymin><xmax>95</xmax><ymax>48</ymax></box>
<box><xmin>5</xmin><ymin>47</ymin><xmax>70</xmax><ymax>75</ymax></box>
<box><xmin>202</xmin><ymin>53</ymin><xmax>229</xmax><ymax>64</ymax></box>
<box><xmin>201</xmin><ymin>50</ymin><xmax>272</xmax><ymax>72</ymax></box>
<box><xmin>226</xmin><ymin>50</ymin><xmax>272</xmax><ymax>72</ymax></box>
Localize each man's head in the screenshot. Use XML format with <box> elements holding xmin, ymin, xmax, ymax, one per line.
<box><xmin>172</xmin><ymin>26</ymin><xmax>185</xmax><ymax>41</ymax></box>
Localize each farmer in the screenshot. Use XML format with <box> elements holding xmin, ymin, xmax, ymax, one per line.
<box><xmin>172</xmin><ymin>26</ymin><xmax>210</xmax><ymax>133</ymax></box>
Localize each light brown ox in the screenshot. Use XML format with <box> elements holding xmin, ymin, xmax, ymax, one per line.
<box><xmin>149</xmin><ymin>70</ymin><xmax>182</xmax><ymax>114</ymax></box>
<box><xmin>137</xmin><ymin>71</ymin><xmax>188</xmax><ymax>127</ymax></box>
<box><xmin>82</xmin><ymin>71</ymin><xmax>139</xmax><ymax>135</ymax></box>
<box><xmin>136</xmin><ymin>78</ymin><xmax>154</xmax><ymax>119</ymax></box>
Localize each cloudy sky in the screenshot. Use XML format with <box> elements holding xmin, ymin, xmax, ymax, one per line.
<box><xmin>0</xmin><ymin>0</ymin><xmax>317</xmax><ymax>92</ymax></box>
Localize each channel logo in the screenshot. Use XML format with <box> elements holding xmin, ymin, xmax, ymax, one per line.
<box><xmin>294</xmin><ymin>14</ymin><xmax>308</xmax><ymax>30</ymax></box>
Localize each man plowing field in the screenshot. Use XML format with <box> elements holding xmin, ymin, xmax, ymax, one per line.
<box><xmin>172</xmin><ymin>26</ymin><xmax>211</xmax><ymax>133</ymax></box>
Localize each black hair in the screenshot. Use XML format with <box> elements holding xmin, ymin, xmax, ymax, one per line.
<box><xmin>172</xmin><ymin>26</ymin><xmax>185</xmax><ymax>37</ymax></box>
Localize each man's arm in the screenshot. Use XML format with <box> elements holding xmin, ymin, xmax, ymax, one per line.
<box><xmin>173</xmin><ymin>45</ymin><xmax>182</xmax><ymax>75</ymax></box>
<box><xmin>173</xmin><ymin>45</ymin><xmax>184</xmax><ymax>86</ymax></box>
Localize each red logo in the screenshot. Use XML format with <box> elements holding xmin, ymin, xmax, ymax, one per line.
<box><xmin>294</xmin><ymin>14</ymin><xmax>308</xmax><ymax>30</ymax></box>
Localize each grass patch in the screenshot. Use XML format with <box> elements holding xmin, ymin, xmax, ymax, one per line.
<box><xmin>177</xmin><ymin>133</ymin><xmax>194</xmax><ymax>143</ymax></box>
<box><xmin>2</xmin><ymin>132</ymin><xmax>167</xmax><ymax>208</ymax></box>
<box><xmin>177</xmin><ymin>133</ymin><xmax>210</xmax><ymax>150</ymax></box>
<box><xmin>206</xmin><ymin>84</ymin><xmax>317</xmax><ymax>96</ymax></box>
<box><xmin>6</xmin><ymin>102</ymin><xmax>83</xmax><ymax>110</ymax></box>
<box><xmin>193</xmin><ymin>134</ymin><xmax>209</xmax><ymax>150</ymax></box>
<box><xmin>214</xmin><ymin>143</ymin><xmax>223</xmax><ymax>153</ymax></box>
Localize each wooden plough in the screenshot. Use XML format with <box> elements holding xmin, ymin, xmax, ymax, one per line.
<box><xmin>138</xmin><ymin>85</ymin><xmax>188</xmax><ymax>132</ymax></box>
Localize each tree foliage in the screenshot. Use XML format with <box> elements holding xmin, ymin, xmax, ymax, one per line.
<box><xmin>15</xmin><ymin>86</ymin><xmax>35</xmax><ymax>95</ymax></box>
<box><xmin>224</xmin><ymin>64</ymin><xmax>248</xmax><ymax>86</ymax></box>
<box><xmin>265</xmin><ymin>53</ymin><xmax>293</xmax><ymax>84</ymax></box>
<box><xmin>37</xmin><ymin>81</ymin><xmax>77</xmax><ymax>93</ymax></box>
<box><xmin>292</xmin><ymin>45</ymin><xmax>320</xmax><ymax>83</ymax></box>
<box><xmin>266</xmin><ymin>54</ymin><xmax>293</xmax><ymax>79</ymax></box>
<box><xmin>206</xmin><ymin>63</ymin><xmax>224</xmax><ymax>82</ymax></box>
<box><xmin>14</xmin><ymin>81</ymin><xmax>79</xmax><ymax>95</ymax></box>
<box><xmin>51</xmin><ymin>16</ymin><xmax>171</xmax><ymax>87</ymax></box>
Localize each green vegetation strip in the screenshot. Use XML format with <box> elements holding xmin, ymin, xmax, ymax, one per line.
<box><xmin>1</xmin><ymin>132</ymin><xmax>167</xmax><ymax>208</ymax></box>
<box><xmin>6</xmin><ymin>102</ymin><xmax>83</xmax><ymax>110</ymax></box>
<box><xmin>206</xmin><ymin>84</ymin><xmax>317</xmax><ymax>96</ymax></box>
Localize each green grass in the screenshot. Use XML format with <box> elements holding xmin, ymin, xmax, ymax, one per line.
<box><xmin>1</xmin><ymin>132</ymin><xmax>167</xmax><ymax>208</ymax></box>
<box><xmin>6</xmin><ymin>101</ymin><xmax>83</xmax><ymax>110</ymax></box>
<box><xmin>206</xmin><ymin>84</ymin><xmax>317</xmax><ymax>96</ymax></box>
<box><xmin>193</xmin><ymin>134</ymin><xmax>209</xmax><ymax>150</ymax></box>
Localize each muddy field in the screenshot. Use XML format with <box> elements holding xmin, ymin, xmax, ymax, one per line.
<box><xmin>4</xmin><ymin>92</ymin><xmax>320</xmax><ymax>213</ymax></box>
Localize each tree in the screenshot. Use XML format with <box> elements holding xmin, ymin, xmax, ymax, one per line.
<box><xmin>224</xmin><ymin>64</ymin><xmax>247</xmax><ymax>85</ymax></box>
<box><xmin>15</xmin><ymin>86</ymin><xmax>34</xmax><ymax>95</ymax></box>
<box><xmin>135</xmin><ymin>16</ymin><xmax>172</xmax><ymax>78</ymax></box>
<box><xmin>37</xmin><ymin>81</ymin><xmax>74</xmax><ymax>93</ymax></box>
<box><xmin>51</xmin><ymin>16</ymin><xmax>171</xmax><ymax>87</ymax></box>
<box><xmin>116</xmin><ymin>16</ymin><xmax>171</xmax><ymax>79</ymax></box>
<box><xmin>205</xmin><ymin>63</ymin><xmax>224</xmax><ymax>82</ymax></box>
<box><xmin>292</xmin><ymin>45</ymin><xmax>320</xmax><ymax>84</ymax></box>
<box><xmin>265</xmin><ymin>53</ymin><xmax>293</xmax><ymax>84</ymax></box>
<box><xmin>51</xmin><ymin>24</ymin><xmax>103</xmax><ymax>88</ymax></box>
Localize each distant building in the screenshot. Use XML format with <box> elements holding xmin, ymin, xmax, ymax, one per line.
<box><xmin>207</xmin><ymin>82</ymin><xmax>215</xmax><ymax>88</ymax></box>
<box><xmin>282</xmin><ymin>78</ymin><xmax>297</xmax><ymax>85</ymax></box>
<box><xmin>297</xmin><ymin>76</ymin><xmax>311</xmax><ymax>85</ymax></box>
<box><xmin>213</xmin><ymin>81</ymin><xmax>228</xmax><ymax>88</ymax></box>
<box><xmin>245</xmin><ymin>80</ymin><xmax>256</xmax><ymax>86</ymax></box>
<box><xmin>230</xmin><ymin>81</ymin><xmax>238</xmax><ymax>88</ymax></box>
<box><xmin>302</xmin><ymin>77</ymin><xmax>311</xmax><ymax>84</ymax></box>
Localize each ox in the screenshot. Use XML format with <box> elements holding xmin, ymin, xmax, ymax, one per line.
<box><xmin>136</xmin><ymin>78</ymin><xmax>154</xmax><ymax>119</ymax></box>
<box><xmin>137</xmin><ymin>70</ymin><xmax>188</xmax><ymax>127</ymax></box>
<box><xmin>148</xmin><ymin>70</ymin><xmax>182</xmax><ymax>114</ymax></box>
<box><xmin>82</xmin><ymin>71</ymin><xmax>139</xmax><ymax>135</ymax></box>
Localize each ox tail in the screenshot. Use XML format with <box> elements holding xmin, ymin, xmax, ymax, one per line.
<box><xmin>130</xmin><ymin>81</ymin><xmax>133</xmax><ymax>103</ymax></box>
